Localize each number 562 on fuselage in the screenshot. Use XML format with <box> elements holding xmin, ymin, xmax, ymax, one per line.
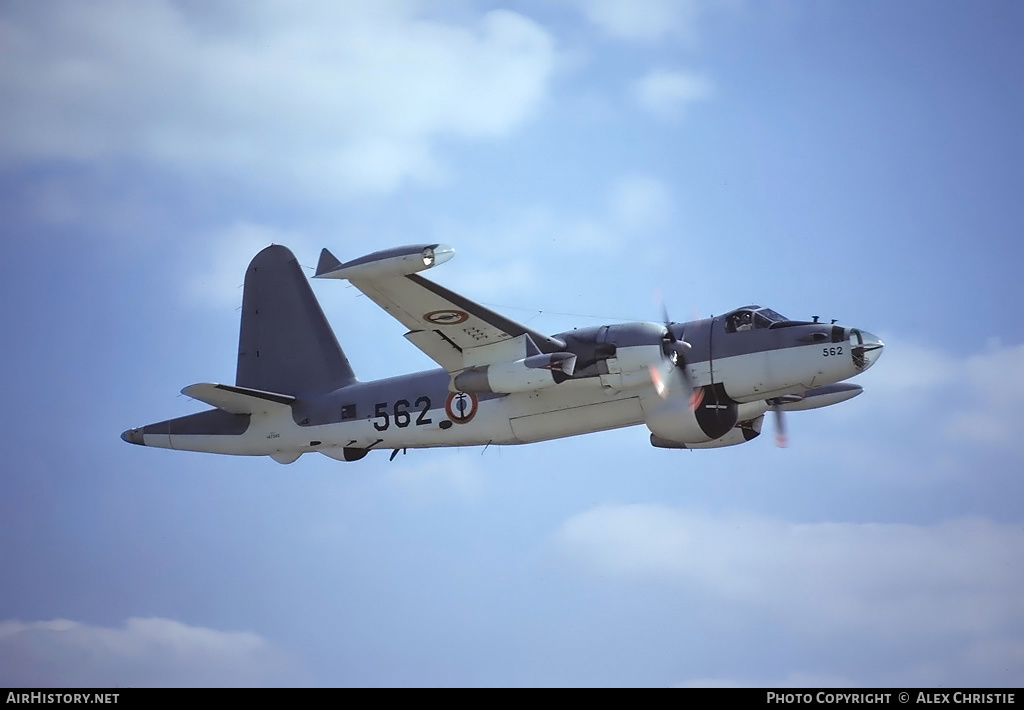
<box><xmin>122</xmin><ymin>244</ymin><xmax>883</xmax><ymax>463</ymax></box>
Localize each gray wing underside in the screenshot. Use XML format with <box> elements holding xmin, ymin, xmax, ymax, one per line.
<box><xmin>350</xmin><ymin>274</ymin><xmax>564</xmax><ymax>373</ymax></box>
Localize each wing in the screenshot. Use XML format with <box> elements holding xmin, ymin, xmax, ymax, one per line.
<box><xmin>315</xmin><ymin>245</ymin><xmax>564</xmax><ymax>373</ymax></box>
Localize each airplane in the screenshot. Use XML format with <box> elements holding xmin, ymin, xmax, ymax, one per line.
<box><xmin>121</xmin><ymin>244</ymin><xmax>884</xmax><ymax>463</ymax></box>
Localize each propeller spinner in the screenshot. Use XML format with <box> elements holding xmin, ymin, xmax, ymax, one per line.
<box><xmin>650</xmin><ymin>304</ymin><xmax>703</xmax><ymax>411</ymax></box>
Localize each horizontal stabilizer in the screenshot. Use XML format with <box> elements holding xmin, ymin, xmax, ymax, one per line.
<box><xmin>182</xmin><ymin>383</ymin><xmax>295</xmax><ymax>415</ymax></box>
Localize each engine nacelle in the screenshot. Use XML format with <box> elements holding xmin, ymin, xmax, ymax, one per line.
<box><xmin>650</xmin><ymin>416</ymin><xmax>764</xmax><ymax>449</ymax></box>
<box><xmin>594</xmin><ymin>322</ymin><xmax>665</xmax><ymax>390</ymax></box>
<box><xmin>645</xmin><ymin>384</ymin><xmax>739</xmax><ymax>444</ymax></box>
<box><xmin>454</xmin><ymin>352</ymin><xmax>577</xmax><ymax>394</ymax></box>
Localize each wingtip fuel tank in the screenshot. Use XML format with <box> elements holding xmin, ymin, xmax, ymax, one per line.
<box><xmin>315</xmin><ymin>244</ymin><xmax>454</xmax><ymax>280</ymax></box>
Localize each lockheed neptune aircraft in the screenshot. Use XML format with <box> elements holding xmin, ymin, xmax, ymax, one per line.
<box><xmin>122</xmin><ymin>244</ymin><xmax>883</xmax><ymax>463</ymax></box>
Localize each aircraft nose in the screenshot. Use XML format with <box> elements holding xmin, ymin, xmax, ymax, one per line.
<box><xmin>850</xmin><ymin>329</ymin><xmax>884</xmax><ymax>371</ymax></box>
<box><xmin>121</xmin><ymin>428</ymin><xmax>145</xmax><ymax>446</ymax></box>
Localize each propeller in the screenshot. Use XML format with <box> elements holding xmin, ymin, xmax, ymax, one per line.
<box><xmin>766</xmin><ymin>394</ymin><xmax>802</xmax><ymax>448</ymax></box>
<box><xmin>770</xmin><ymin>406</ymin><xmax>787</xmax><ymax>448</ymax></box>
<box><xmin>650</xmin><ymin>301</ymin><xmax>703</xmax><ymax>410</ymax></box>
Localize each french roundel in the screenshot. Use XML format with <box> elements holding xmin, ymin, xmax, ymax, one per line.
<box><xmin>423</xmin><ymin>309</ymin><xmax>469</xmax><ymax>325</ymax></box>
<box><xmin>444</xmin><ymin>392</ymin><xmax>478</xmax><ymax>424</ymax></box>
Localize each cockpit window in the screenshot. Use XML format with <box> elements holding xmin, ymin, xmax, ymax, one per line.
<box><xmin>726</xmin><ymin>307</ymin><xmax>789</xmax><ymax>333</ymax></box>
<box><xmin>726</xmin><ymin>310</ymin><xmax>755</xmax><ymax>333</ymax></box>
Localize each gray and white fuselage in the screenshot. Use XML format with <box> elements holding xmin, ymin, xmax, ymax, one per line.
<box><xmin>122</xmin><ymin>245</ymin><xmax>883</xmax><ymax>462</ymax></box>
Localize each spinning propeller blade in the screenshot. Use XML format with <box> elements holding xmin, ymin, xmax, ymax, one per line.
<box><xmin>773</xmin><ymin>408</ymin><xmax>787</xmax><ymax>447</ymax></box>
<box><xmin>651</xmin><ymin>299</ymin><xmax>701</xmax><ymax>410</ymax></box>
<box><xmin>766</xmin><ymin>395</ymin><xmax>801</xmax><ymax>448</ymax></box>
<box><xmin>648</xmin><ymin>365</ymin><xmax>667</xmax><ymax>397</ymax></box>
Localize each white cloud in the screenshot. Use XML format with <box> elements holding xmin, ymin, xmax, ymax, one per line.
<box><xmin>633</xmin><ymin>69</ymin><xmax>713</xmax><ymax>119</ymax></box>
<box><xmin>0</xmin><ymin>617</ymin><xmax>304</xmax><ymax>687</ymax></box>
<box><xmin>575</xmin><ymin>0</ymin><xmax>700</xmax><ymax>43</ymax></box>
<box><xmin>945</xmin><ymin>342</ymin><xmax>1024</xmax><ymax>449</ymax></box>
<box><xmin>0</xmin><ymin>1</ymin><xmax>557</xmax><ymax>196</ymax></box>
<box><xmin>963</xmin><ymin>341</ymin><xmax>1024</xmax><ymax>406</ymax></box>
<box><xmin>841</xmin><ymin>337</ymin><xmax>1022</xmax><ymax>454</ymax></box>
<box><xmin>859</xmin><ymin>337</ymin><xmax>956</xmax><ymax>398</ymax></box>
<box><xmin>555</xmin><ymin>505</ymin><xmax>1024</xmax><ymax>639</ymax></box>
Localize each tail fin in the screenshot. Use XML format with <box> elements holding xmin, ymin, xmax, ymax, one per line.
<box><xmin>236</xmin><ymin>245</ymin><xmax>357</xmax><ymax>396</ymax></box>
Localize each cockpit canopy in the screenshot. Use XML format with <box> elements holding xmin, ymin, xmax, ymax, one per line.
<box><xmin>724</xmin><ymin>305</ymin><xmax>788</xmax><ymax>333</ymax></box>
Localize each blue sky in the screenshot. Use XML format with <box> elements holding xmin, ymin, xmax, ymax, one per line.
<box><xmin>1</xmin><ymin>0</ymin><xmax>1022</xmax><ymax>687</ymax></box>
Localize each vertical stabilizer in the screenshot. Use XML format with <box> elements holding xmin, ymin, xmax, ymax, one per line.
<box><xmin>236</xmin><ymin>245</ymin><xmax>356</xmax><ymax>395</ymax></box>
